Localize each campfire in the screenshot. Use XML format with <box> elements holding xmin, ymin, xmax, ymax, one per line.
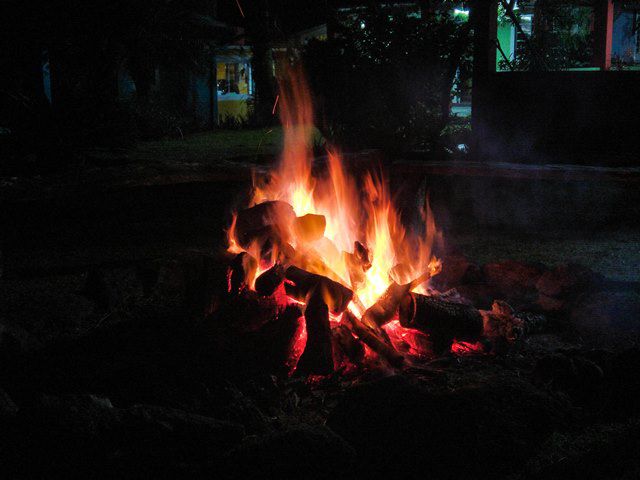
<box><xmin>224</xmin><ymin>66</ymin><xmax>525</xmax><ymax>377</ymax></box>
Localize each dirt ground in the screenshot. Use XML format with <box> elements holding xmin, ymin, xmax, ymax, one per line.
<box><xmin>2</xmin><ymin>159</ymin><xmax>640</xmax><ymax>479</ymax></box>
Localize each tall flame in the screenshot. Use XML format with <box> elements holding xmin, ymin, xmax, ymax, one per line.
<box><xmin>230</xmin><ymin>65</ymin><xmax>441</xmax><ymax>312</ymax></box>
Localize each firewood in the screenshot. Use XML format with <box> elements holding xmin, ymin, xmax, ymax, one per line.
<box><xmin>290</xmin><ymin>248</ymin><xmax>344</xmax><ymax>286</ymax></box>
<box><xmin>293</xmin><ymin>214</ymin><xmax>326</xmax><ymax>243</ymax></box>
<box><xmin>294</xmin><ymin>290</ymin><xmax>334</xmax><ymax>376</ymax></box>
<box><xmin>284</xmin><ymin>266</ymin><xmax>353</xmax><ymax>314</ymax></box>
<box><xmin>228</xmin><ymin>252</ymin><xmax>258</xmax><ymax>295</ymax></box>
<box><xmin>343</xmin><ymin>252</ymin><xmax>366</xmax><ymax>289</ymax></box>
<box><xmin>361</xmin><ymin>282</ymin><xmax>412</xmax><ymax>328</ymax></box>
<box><xmin>344</xmin><ymin>311</ymin><xmax>404</xmax><ymax>368</ymax></box>
<box><xmin>332</xmin><ymin>324</ymin><xmax>365</xmax><ymax>366</ymax></box>
<box><xmin>236</xmin><ymin>224</ymin><xmax>290</xmax><ymax>258</ymax></box>
<box><xmin>235</xmin><ymin>201</ymin><xmax>296</xmax><ymax>244</ymax></box>
<box><xmin>254</xmin><ymin>263</ymin><xmax>286</xmax><ymax>296</ymax></box>
<box><xmin>361</xmin><ymin>264</ymin><xmax>442</xmax><ymax>328</ymax></box>
<box><xmin>343</xmin><ymin>241</ymin><xmax>372</xmax><ymax>289</ymax></box>
<box><xmin>398</xmin><ymin>293</ymin><xmax>483</xmax><ymax>354</ymax></box>
<box><xmin>354</xmin><ymin>241</ymin><xmax>372</xmax><ymax>271</ymax></box>
<box><xmin>480</xmin><ymin>301</ymin><xmax>545</xmax><ymax>347</ymax></box>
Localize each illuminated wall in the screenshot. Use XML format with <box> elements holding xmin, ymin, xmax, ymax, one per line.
<box><xmin>216</xmin><ymin>48</ymin><xmax>253</xmax><ymax>124</ymax></box>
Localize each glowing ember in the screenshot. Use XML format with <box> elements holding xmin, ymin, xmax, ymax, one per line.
<box><xmin>451</xmin><ymin>341</ymin><xmax>486</xmax><ymax>355</ymax></box>
<box><xmin>227</xmin><ymin>65</ymin><xmax>453</xmax><ymax>370</ymax></box>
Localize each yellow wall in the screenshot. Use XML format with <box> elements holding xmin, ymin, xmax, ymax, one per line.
<box><xmin>218</xmin><ymin>99</ymin><xmax>249</xmax><ymax>122</ymax></box>
<box><xmin>216</xmin><ymin>59</ymin><xmax>251</xmax><ymax>123</ymax></box>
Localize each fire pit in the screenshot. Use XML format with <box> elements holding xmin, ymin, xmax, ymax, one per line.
<box><xmin>220</xmin><ymin>67</ymin><xmax>536</xmax><ymax>378</ymax></box>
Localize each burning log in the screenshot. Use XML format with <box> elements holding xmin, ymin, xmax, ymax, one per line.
<box><xmin>398</xmin><ymin>293</ymin><xmax>484</xmax><ymax>354</ymax></box>
<box><xmin>236</xmin><ymin>224</ymin><xmax>290</xmax><ymax>258</ymax></box>
<box><xmin>295</xmin><ymin>290</ymin><xmax>334</xmax><ymax>376</ymax></box>
<box><xmin>343</xmin><ymin>241</ymin><xmax>372</xmax><ymax>289</ymax></box>
<box><xmin>228</xmin><ymin>252</ymin><xmax>258</xmax><ymax>295</ymax></box>
<box><xmin>291</xmin><ymin>248</ymin><xmax>344</xmax><ymax>286</ymax></box>
<box><xmin>362</xmin><ymin>282</ymin><xmax>412</xmax><ymax>328</ymax></box>
<box><xmin>343</xmin><ymin>253</ymin><xmax>365</xmax><ymax>289</ymax></box>
<box><xmin>293</xmin><ymin>214</ymin><xmax>326</xmax><ymax>243</ymax></box>
<box><xmin>344</xmin><ymin>311</ymin><xmax>404</xmax><ymax>368</ymax></box>
<box><xmin>361</xmin><ymin>264</ymin><xmax>443</xmax><ymax>328</ymax></box>
<box><xmin>235</xmin><ymin>201</ymin><xmax>296</xmax><ymax>244</ymax></box>
<box><xmin>354</xmin><ymin>241</ymin><xmax>372</xmax><ymax>270</ymax></box>
<box><xmin>284</xmin><ymin>266</ymin><xmax>353</xmax><ymax>314</ymax></box>
<box><xmin>254</xmin><ymin>263</ymin><xmax>286</xmax><ymax>296</ymax></box>
<box><xmin>332</xmin><ymin>324</ymin><xmax>365</xmax><ymax>366</ymax></box>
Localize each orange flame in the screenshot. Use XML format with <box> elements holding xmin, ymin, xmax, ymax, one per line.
<box><xmin>230</xmin><ymin>64</ymin><xmax>441</xmax><ymax>310</ymax></box>
<box><xmin>228</xmin><ymin>64</ymin><xmax>445</xmax><ymax>362</ymax></box>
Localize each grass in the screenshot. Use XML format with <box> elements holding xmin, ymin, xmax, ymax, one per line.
<box><xmin>99</xmin><ymin>126</ymin><xmax>325</xmax><ymax>167</ymax></box>
<box><xmin>127</xmin><ymin>127</ymin><xmax>286</xmax><ymax>165</ymax></box>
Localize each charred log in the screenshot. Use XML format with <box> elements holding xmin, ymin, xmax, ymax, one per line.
<box><xmin>481</xmin><ymin>301</ymin><xmax>545</xmax><ymax>352</ymax></box>
<box><xmin>236</xmin><ymin>224</ymin><xmax>290</xmax><ymax>258</ymax></box>
<box><xmin>399</xmin><ymin>293</ymin><xmax>484</xmax><ymax>354</ymax></box>
<box><xmin>235</xmin><ymin>201</ymin><xmax>296</xmax><ymax>244</ymax></box>
<box><xmin>344</xmin><ymin>311</ymin><xmax>404</xmax><ymax>368</ymax></box>
<box><xmin>332</xmin><ymin>324</ymin><xmax>365</xmax><ymax>366</ymax></box>
<box><xmin>295</xmin><ymin>290</ymin><xmax>334</xmax><ymax>376</ymax></box>
<box><xmin>254</xmin><ymin>263</ymin><xmax>286</xmax><ymax>296</ymax></box>
<box><xmin>363</xmin><ymin>262</ymin><xmax>442</xmax><ymax>328</ymax></box>
<box><xmin>362</xmin><ymin>282</ymin><xmax>412</xmax><ymax>328</ymax></box>
<box><xmin>284</xmin><ymin>266</ymin><xmax>353</xmax><ymax>314</ymax></box>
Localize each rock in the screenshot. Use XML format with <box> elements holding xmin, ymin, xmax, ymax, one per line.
<box><xmin>431</xmin><ymin>254</ymin><xmax>480</xmax><ymax>291</ymax></box>
<box><xmin>535</xmin><ymin>264</ymin><xmax>602</xmax><ymax>299</ymax></box>
<box><xmin>226</xmin><ymin>425</ymin><xmax>355</xmax><ymax>479</ymax></box>
<box><xmin>327</xmin><ymin>374</ymin><xmax>568</xmax><ymax>479</ymax></box>
<box><xmin>536</xmin><ymin>293</ymin><xmax>565</xmax><ymax>313</ymax></box>
<box><xmin>453</xmin><ymin>284</ymin><xmax>497</xmax><ymax>310</ymax></box>
<box><xmin>483</xmin><ymin>260</ymin><xmax>544</xmax><ymax>303</ymax></box>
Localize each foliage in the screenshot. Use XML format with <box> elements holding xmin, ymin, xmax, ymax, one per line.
<box><xmin>0</xmin><ymin>0</ymin><xmax>230</xmax><ymax>167</ymax></box>
<box><xmin>302</xmin><ymin>2</ymin><xmax>472</xmax><ymax>153</ymax></box>
<box><xmin>498</xmin><ymin>2</ymin><xmax>593</xmax><ymax>71</ymax></box>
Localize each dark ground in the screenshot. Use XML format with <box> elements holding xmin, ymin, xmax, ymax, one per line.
<box><xmin>1</xmin><ymin>152</ymin><xmax>640</xmax><ymax>478</ymax></box>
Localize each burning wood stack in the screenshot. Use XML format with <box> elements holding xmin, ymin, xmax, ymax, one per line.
<box><xmin>225</xmin><ymin>200</ymin><xmax>532</xmax><ymax>377</ymax></box>
<box><xmin>218</xmin><ymin>65</ymin><xmax>542</xmax><ymax>378</ymax></box>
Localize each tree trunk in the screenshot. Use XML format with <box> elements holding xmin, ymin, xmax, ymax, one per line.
<box><xmin>246</xmin><ymin>0</ymin><xmax>276</xmax><ymax>126</ymax></box>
